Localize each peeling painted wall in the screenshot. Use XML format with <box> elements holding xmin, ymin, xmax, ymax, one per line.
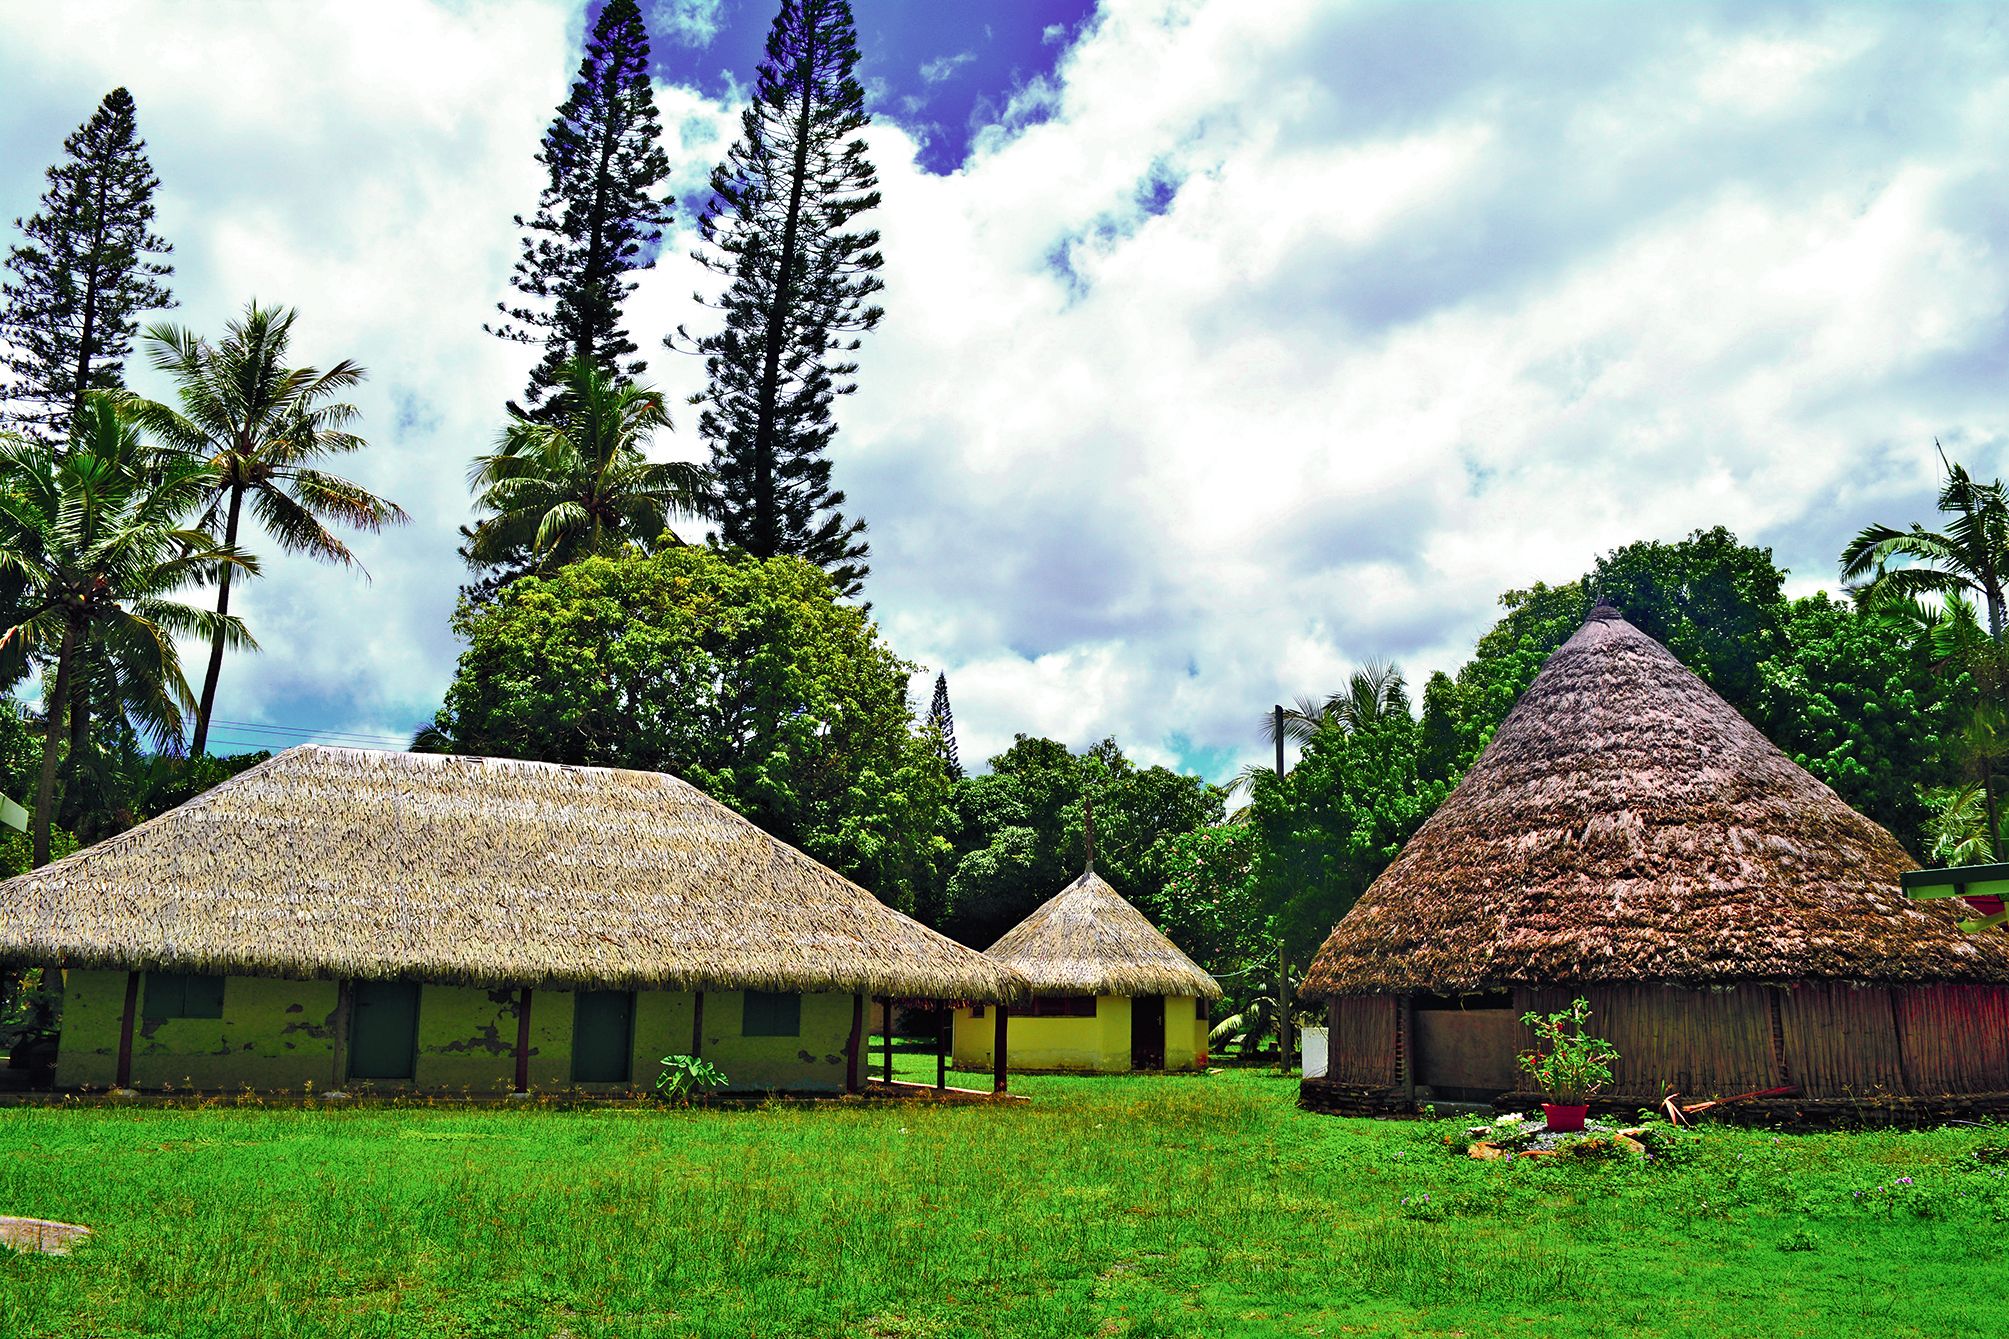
<box><xmin>56</xmin><ymin>970</ymin><xmax>340</xmax><ymax>1090</ymax></box>
<box><xmin>55</xmin><ymin>972</ymin><xmax>860</xmax><ymax>1093</ymax></box>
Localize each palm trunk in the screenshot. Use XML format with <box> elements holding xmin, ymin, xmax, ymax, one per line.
<box><xmin>32</xmin><ymin>622</ymin><xmax>77</xmax><ymax>868</ymax></box>
<box><xmin>1986</xmin><ymin>764</ymin><xmax>2003</xmax><ymax>862</ymax></box>
<box><xmin>190</xmin><ymin>487</ymin><xmax>244</xmax><ymax>756</ymax></box>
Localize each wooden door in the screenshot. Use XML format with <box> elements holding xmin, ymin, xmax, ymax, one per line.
<box><xmin>572</xmin><ymin>990</ymin><xmax>635</xmax><ymax>1083</ymax></box>
<box><xmin>348</xmin><ymin>980</ymin><xmax>420</xmax><ymax>1081</ymax></box>
<box><xmin>1131</xmin><ymin>995</ymin><xmax>1165</xmax><ymax>1070</ymax></box>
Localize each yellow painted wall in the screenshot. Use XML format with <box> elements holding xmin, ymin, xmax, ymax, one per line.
<box><xmin>694</xmin><ymin>990</ymin><xmax>854</xmax><ymax>1093</ymax></box>
<box><xmin>55</xmin><ymin>973</ymin><xmax>858</xmax><ymax>1094</ymax></box>
<box><xmin>409</xmin><ymin>985</ymin><xmax>571</xmax><ymax>1092</ymax></box>
<box><xmin>952</xmin><ymin>995</ymin><xmax>1209</xmax><ymax>1073</ymax></box>
<box><xmin>56</xmin><ymin>970</ymin><xmax>341</xmax><ymax>1091</ymax></box>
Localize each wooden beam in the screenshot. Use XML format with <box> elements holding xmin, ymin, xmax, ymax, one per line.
<box><xmin>846</xmin><ymin>993</ymin><xmax>865</xmax><ymax>1093</ymax></box>
<box><xmin>114</xmin><ymin>970</ymin><xmax>139</xmax><ymax>1090</ymax></box>
<box><xmin>691</xmin><ymin>990</ymin><xmax>705</xmax><ymax>1058</ymax></box>
<box><xmin>992</xmin><ymin>1004</ymin><xmax>1010</xmax><ymax>1094</ymax></box>
<box><xmin>514</xmin><ymin>987</ymin><xmax>533</xmax><ymax>1093</ymax></box>
<box><xmin>882</xmin><ymin>997</ymin><xmax>894</xmax><ymax>1083</ymax></box>
<box><xmin>936</xmin><ymin>1003</ymin><xmax>948</xmax><ymax>1091</ymax></box>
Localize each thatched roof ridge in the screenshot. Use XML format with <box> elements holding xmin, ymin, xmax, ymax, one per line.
<box><xmin>1301</xmin><ymin>607</ymin><xmax>2009</xmax><ymax>997</ymax></box>
<box><xmin>985</xmin><ymin>869</ymin><xmax>1222</xmax><ymax>1000</ymax></box>
<box><xmin>0</xmin><ymin>746</ymin><xmax>1024</xmax><ymax>1000</ymax></box>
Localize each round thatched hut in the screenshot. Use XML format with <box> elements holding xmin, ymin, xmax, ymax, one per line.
<box><xmin>953</xmin><ymin>866</ymin><xmax>1222</xmax><ymax>1073</ymax></box>
<box><xmin>1299</xmin><ymin>604</ymin><xmax>2009</xmax><ymax>1123</ymax></box>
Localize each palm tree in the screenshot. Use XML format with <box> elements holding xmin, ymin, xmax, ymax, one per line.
<box><xmin>0</xmin><ymin>393</ymin><xmax>256</xmax><ymax>864</ymax></box>
<box><xmin>135</xmin><ymin>301</ymin><xmax>406</xmax><ymax>756</ymax></box>
<box><xmin>464</xmin><ymin>357</ymin><xmax>710</xmax><ymax>576</ymax></box>
<box><xmin>1258</xmin><ymin>661</ymin><xmax>1408</xmax><ymax>751</ymax></box>
<box><xmin>1842</xmin><ymin>447</ymin><xmax>2009</xmax><ymax>641</ymax></box>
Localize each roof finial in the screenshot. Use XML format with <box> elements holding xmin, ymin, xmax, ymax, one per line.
<box><xmin>1083</xmin><ymin>794</ymin><xmax>1096</xmax><ymax>874</ymax></box>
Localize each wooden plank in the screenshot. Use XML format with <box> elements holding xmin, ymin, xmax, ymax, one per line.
<box><xmin>882</xmin><ymin>998</ymin><xmax>893</xmax><ymax>1084</ymax></box>
<box><xmin>513</xmin><ymin>987</ymin><xmax>533</xmax><ymax>1093</ymax></box>
<box><xmin>846</xmin><ymin>993</ymin><xmax>864</xmax><ymax>1093</ymax></box>
<box><xmin>935</xmin><ymin>1002</ymin><xmax>948</xmax><ymax>1091</ymax></box>
<box><xmin>114</xmin><ymin>970</ymin><xmax>139</xmax><ymax>1090</ymax></box>
<box><xmin>691</xmin><ymin>990</ymin><xmax>704</xmax><ymax>1059</ymax></box>
<box><xmin>993</xmin><ymin>1005</ymin><xmax>1010</xmax><ymax>1094</ymax></box>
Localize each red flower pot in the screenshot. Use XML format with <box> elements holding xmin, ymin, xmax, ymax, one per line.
<box><xmin>1542</xmin><ymin>1103</ymin><xmax>1589</xmax><ymax>1133</ymax></box>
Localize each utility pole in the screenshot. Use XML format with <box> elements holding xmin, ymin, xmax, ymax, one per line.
<box><xmin>1273</xmin><ymin>704</ymin><xmax>1285</xmax><ymax>778</ymax></box>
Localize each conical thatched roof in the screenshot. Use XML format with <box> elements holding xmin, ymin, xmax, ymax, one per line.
<box><xmin>1301</xmin><ymin>605</ymin><xmax>2009</xmax><ymax>998</ymax></box>
<box><xmin>0</xmin><ymin>746</ymin><xmax>1024</xmax><ymax>1000</ymax></box>
<box><xmin>985</xmin><ymin>869</ymin><xmax>1222</xmax><ymax>999</ymax></box>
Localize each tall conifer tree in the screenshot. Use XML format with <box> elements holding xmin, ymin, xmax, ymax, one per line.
<box><xmin>680</xmin><ymin>0</ymin><xmax>884</xmax><ymax>598</ymax></box>
<box><xmin>0</xmin><ymin>88</ymin><xmax>175</xmax><ymax>440</ymax></box>
<box><xmin>489</xmin><ymin>0</ymin><xmax>672</xmax><ymax>418</ymax></box>
<box><xmin>927</xmin><ymin>671</ymin><xmax>962</xmax><ymax>780</ymax></box>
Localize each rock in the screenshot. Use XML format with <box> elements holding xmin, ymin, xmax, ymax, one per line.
<box><xmin>1615</xmin><ymin>1135</ymin><xmax>1647</xmax><ymax>1155</ymax></box>
<box><xmin>0</xmin><ymin>1217</ymin><xmax>91</xmax><ymax>1256</ymax></box>
<box><xmin>1468</xmin><ymin>1142</ymin><xmax>1510</xmax><ymax>1160</ymax></box>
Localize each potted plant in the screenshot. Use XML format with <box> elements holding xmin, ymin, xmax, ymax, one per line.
<box><xmin>1517</xmin><ymin>996</ymin><xmax>1618</xmax><ymax>1133</ymax></box>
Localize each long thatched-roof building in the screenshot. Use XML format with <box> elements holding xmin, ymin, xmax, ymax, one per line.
<box><xmin>953</xmin><ymin>865</ymin><xmax>1221</xmax><ymax>1073</ymax></box>
<box><xmin>0</xmin><ymin>746</ymin><xmax>1025</xmax><ymax>1095</ymax></box>
<box><xmin>1300</xmin><ymin>605</ymin><xmax>2009</xmax><ymax>1123</ymax></box>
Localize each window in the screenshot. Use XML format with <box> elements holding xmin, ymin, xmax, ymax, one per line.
<box><xmin>741</xmin><ymin>990</ymin><xmax>801</xmax><ymax>1037</ymax></box>
<box><xmin>1021</xmin><ymin>995</ymin><xmax>1097</xmax><ymax>1018</ymax></box>
<box><xmin>142</xmin><ymin>973</ymin><xmax>225</xmax><ymax>1021</ymax></box>
<box><xmin>970</xmin><ymin>1004</ymin><xmax>985</xmax><ymax>1018</ymax></box>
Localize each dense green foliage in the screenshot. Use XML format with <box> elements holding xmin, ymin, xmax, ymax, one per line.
<box><xmin>939</xmin><ymin>735</ymin><xmax>1222</xmax><ymax>946</ymax></box>
<box><xmin>489</xmin><ymin>0</ymin><xmax>673</xmax><ymax>418</ymax></box>
<box><xmin>430</xmin><ymin>545</ymin><xmax>948</xmax><ymax>913</ymax></box>
<box><xmin>0</xmin><ymin>394</ymin><xmax>254</xmax><ymax>862</ymax></box>
<box><xmin>0</xmin><ymin>87</ymin><xmax>174</xmax><ymax>440</ymax></box>
<box><xmin>684</xmin><ymin>0</ymin><xmax>883</xmax><ymax>597</ymax></box>
<box><xmin>6</xmin><ymin>1071</ymin><xmax>2009</xmax><ymax>1337</ymax></box>
<box><xmin>1241</xmin><ymin>682</ymin><xmax>1449</xmax><ymax>966</ymax></box>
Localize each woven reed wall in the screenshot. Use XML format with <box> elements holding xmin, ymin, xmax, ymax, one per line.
<box><xmin>1895</xmin><ymin>985</ymin><xmax>2009</xmax><ymax>1095</ymax></box>
<box><xmin>1325</xmin><ymin>996</ymin><xmax>1398</xmax><ymax>1086</ymax></box>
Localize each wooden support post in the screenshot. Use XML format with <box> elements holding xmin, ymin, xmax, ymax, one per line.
<box><xmin>1274</xmin><ymin>704</ymin><xmax>1285</xmax><ymax>777</ymax></box>
<box><xmin>936</xmin><ymin>1002</ymin><xmax>948</xmax><ymax>1091</ymax></box>
<box><xmin>331</xmin><ymin>979</ymin><xmax>354</xmax><ymax>1088</ymax></box>
<box><xmin>846</xmin><ymin>993</ymin><xmax>865</xmax><ymax>1093</ymax></box>
<box><xmin>1278</xmin><ymin>941</ymin><xmax>1292</xmax><ymax>1075</ymax></box>
<box><xmin>691</xmin><ymin>990</ymin><xmax>704</xmax><ymax>1058</ymax></box>
<box><xmin>114</xmin><ymin>969</ymin><xmax>139</xmax><ymax>1090</ymax></box>
<box><xmin>882</xmin><ymin>997</ymin><xmax>894</xmax><ymax>1084</ymax></box>
<box><xmin>992</xmin><ymin>1004</ymin><xmax>1010</xmax><ymax>1094</ymax></box>
<box><xmin>514</xmin><ymin>987</ymin><xmax>533</xmax><ymax>1094</ymax></box>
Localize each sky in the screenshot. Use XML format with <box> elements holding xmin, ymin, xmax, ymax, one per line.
<box><xmin>0</xmin><ymin>1</ymin><xmax>2005</xmax><ymax>778</ymax></box>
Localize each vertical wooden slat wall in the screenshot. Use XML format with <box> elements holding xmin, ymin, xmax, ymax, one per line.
<box><xmin>1327</xmin><ymin>996</ymin><xmax>1398</xmax><ymax>1084</ymax></box>
<box><xmin>1517</xmin><ymin>984</ymin><xmax>1777</xmax><ymax>1098</ymax></box>
<box><xmin>1895</xmin><ymin>985</ymin><xmax>2009</xmax><ymax>1095</ymax></box>
<box><xmin>1776</xmin><ymin>983</ymin><xmax>1905</xmax><ymax>1096</ymax></box>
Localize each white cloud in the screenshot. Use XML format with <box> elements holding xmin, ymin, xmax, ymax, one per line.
<box><xmin>919</xmin><ymin>51</ymin><xmax>977</xmax><ymax>87</ymax></box>
<box><xmin>3</xmin><ymin>0</ymin><xmax>2006</xmax><ymax>783</ymax></box>
<box><xmin>651</xmin><ymin>0</ymin><xmax>727</xmax><ymax>49</ymax></box>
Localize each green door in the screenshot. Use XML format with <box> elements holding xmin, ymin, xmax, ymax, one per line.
<box><xmin>572</xmin><ymin>990</ymin><xmax>635</xmax><ymax>1083</ymax></box>
<box><xmin>349</xmin><ymin>980</ymin><xmax>420</xmax><ymax>1081</ymax></box>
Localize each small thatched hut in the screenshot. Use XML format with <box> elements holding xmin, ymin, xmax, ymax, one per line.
<box><xmin>0</xmin><ymin>746</ymin><xmax>1024</xmax><ymax>1095</ymax></box>
<box><xmin>953</xmin><ymin>865</ymin><xmax>1221</xmax><ymax>1073</ymax></box>
<box><xmin>1299</xmin><ymin>605</ymin><xmax>2009</xmax><ymax>1123</ymax></box>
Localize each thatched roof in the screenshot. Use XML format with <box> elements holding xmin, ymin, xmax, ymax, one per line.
<box><xmin>985</xmin><ymin>869</ymin><xmax>1222</xmax><ymax>1000</ymax></box>
<box><xmin>0</xmin><ymin>746</ymin><xmax>1024</xmax><ymax>1000</ymax></box>
<box><xmin>1301</xmin><ymin>605</ymin><xmax>2009</xmax><ymax>998</ymax></box>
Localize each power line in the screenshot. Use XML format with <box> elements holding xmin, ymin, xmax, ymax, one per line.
<box><xmin>207</xmin><ymin>718</ymin><xmax>418</xmax><ymax>745</ymax></box>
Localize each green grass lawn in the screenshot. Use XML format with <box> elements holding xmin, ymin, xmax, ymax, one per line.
<box><xmin>3</xmin><ymin>1065</ymin><xmax>2008</xmax><ymax>1338</ymax></box>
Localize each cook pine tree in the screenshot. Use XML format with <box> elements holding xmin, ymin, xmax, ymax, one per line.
<box><xmin>680</xmin><ymin>0</ymin><xmax>884</xmax><ymax>598</ymax></box>
<box><xmin>0</xmin><ymin>87</ymin><xmax>175</xmax><ymax>441</ymax></box>
<box><xmin>488</xmin><ymin>0</ymin><xmax>672</xmax><ymax>420</ymax></box>
<box><xmin>927</xmin><ymin>672</ymin><xmax>963</xmax><ymax>780</ymax></box>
